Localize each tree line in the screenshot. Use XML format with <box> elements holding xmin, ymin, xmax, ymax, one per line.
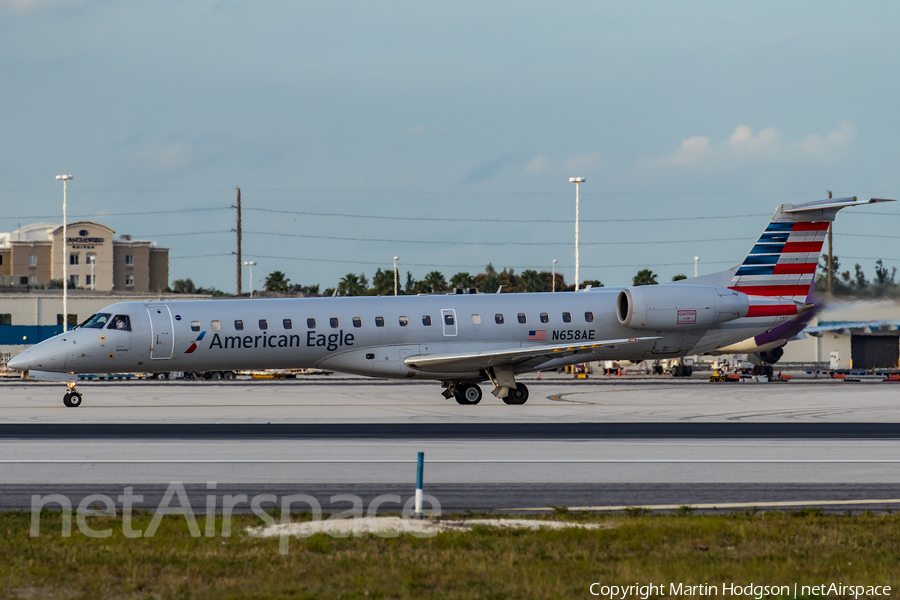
<box><xmin>815</xmin><ymin>256</ymin><xmax>899</xmax><ymax>298</ymax></box>
<box><xmin>256</xmin><ymin>265</ymin><xmax>689</xmax><ymax>296</ymax></box>
<box><xmin>158</xmin><ymin>257</ymin><xmax>900</xmax><ymax>300</ymax></box>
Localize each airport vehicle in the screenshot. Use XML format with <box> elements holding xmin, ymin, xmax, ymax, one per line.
<box><xmin>8</xmin><ymin>196</ymin><xmax>891</xmax><ymax>407</ymax></box>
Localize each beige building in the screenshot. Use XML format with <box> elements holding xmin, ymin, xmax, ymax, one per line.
<box><xmin>0</xmin><ymin>222</ymin><xmax>168</xmax><ymax>293</ymax></box>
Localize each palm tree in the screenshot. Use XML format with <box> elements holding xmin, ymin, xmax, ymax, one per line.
<box><xmin>518</xmin><ymin>269</ymin><xmax>545</xmax><ymax>292</ymax></box>
<box><xmin>671</xmin><ymin>274</ymin><xmax>687</xmax><ymax>281</ymax></box>
<box><xmin>449</xmin><ymin>272</ymin><xmax>475</xmax><ymax>290</ymax></box>
<box><xmin>264</xmin><ymin>270</ymin><xmax>290</xmax><ymax>292</ymax></box>
<box><xmin>632</xmin><ymin>269</ymin><xmax>659</xmax><ymax>286</ymax></box>
<box><xmin>423</xmin><ymin>271</ymin><xmax>447</xmax><ymax>293</ymax></box>
<box><xmin>582</xmin><ymin>279</ymin><xmax>603</xmax><ymax>288</ymax></box>
<box><xmin>337</xmin><ymin>273</ymin><xmax>365</xmax><ymax>296</ymax></box>
<box><xmin>478</xmin><ymin>274</ymin><xmax>500</xmax><ymax>293</ymax></box>
<box><xmin>172</xmin><ymin>278</ymin><xmax>196</xmax><ymax>294</ymax></box>
<box><xmin>372</xmin><ymin>268</ymin><xmax>394</xmax><ymax>295</ymax></box>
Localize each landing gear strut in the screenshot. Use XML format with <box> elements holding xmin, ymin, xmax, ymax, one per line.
<box><xmin>63</xmin><ymin>381</ymin><xmax>82</xmax><ymax>408</ymax></box>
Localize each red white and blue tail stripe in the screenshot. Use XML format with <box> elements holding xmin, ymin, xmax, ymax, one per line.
<box><xmin>730</xmin><ymin>220</ymin><xmax>826</xmax><ymax>305</ymax></box>
<box><xmin>728</xmin><ymin>197</ymin><xmax>895</xmax><ymax>318</ymax></box>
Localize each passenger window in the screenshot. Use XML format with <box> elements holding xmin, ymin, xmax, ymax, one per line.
<box><xmin>444</xmin><ymin>313</ymin><xmax>454</xmax><ymax>326</ymax></box>
<box><xmin>562</xmin><ymin>312</ymin><xmax>571</xmax><ymax>323</ymax></box>
<box><xmin>330</xmin><ymin>317</ymin><xmax>339</xmax><ymax>328</ymax></box>
<box><xmin>353</xmin><ymin>317</ymin><xmax>362</xmax><ymax>328</ymax></box>
<box><xmin>422</xmin><ymin>315</ymin><xmax>432</xmax><ymax>326</ymax></box>
<box><xmin>107</xmin><ymin>315</ymin><xmax>132</xmax><ymax>331</ymax></box>
<box><xmin>191</xmin><ymin>321</ymin><xmax>201</xmax><ymax>332</ymax></box>
<box><xmin>517</xmin><ymin>313</ymin><xmax>526</xmax><ymax>324</ymax></box>
<box><xmin>540</xmin><ymin>313</ymin><xmax>549</xmax><ymax>324</ymax></box>
<box><xmin>495</xmin><ymin>314</ymin><xmax>504</xmax><ymax>324</ymax></box>
<box><xmin>211</xmin><ymin>320</ymin><xmax>221</xmax><ymax>331</ymax></box>
<box><xmin>283</xmin><ymin>319</ymin><xmax>292</xmax><ymax>329</ymax></box>
<box><xmin>471</xmin><ymin>314</ymin><xmax>481</xmax><ymax>325</ymax></box>
<box><xmin>307</xmin><ymin>318</ymin><xmax>316</xmax><ymax>329</ymax></box>
<box><xmin>375</xmin><ymin>316</ymin><xmax>385</xmax><ymax>327</ymax></box>
<box><xmin>235</xmin><ymin>320</ymin><xmax>244</xmax><ymax>330</ymax></box>
<box><xmin>584</xmin><ymin>311</ymin><xmax>594</xmax><ymax>323</ymax></box>
<box><xmin>399</xmin><ymin>316</ymin><xmax>409</xmax><ymax>327</ymax></box>
<box><xmin>259</xmin><ymin>319</ymin><xmax>268</xmax><ymax>330</ymax></box>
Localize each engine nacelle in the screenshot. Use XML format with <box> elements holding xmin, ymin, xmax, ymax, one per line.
<box><xmin>616</xmin><ymin>285</ymin><xmax>749</xmax><ymax>331</ymax></box>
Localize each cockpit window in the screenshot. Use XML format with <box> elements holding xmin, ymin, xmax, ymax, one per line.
<box><xmin>107</xmin><ymin>315</ymin><xmax>132</xmax><ymax>331</ymax></box>
<box><xmin>80</xmin><ymin>313</ymin><xmax>111</xmax><ymax>329</ymax></box>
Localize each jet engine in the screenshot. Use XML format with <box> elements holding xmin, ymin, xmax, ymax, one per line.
<box><xmin>616</xmin><ymin>285</ymin><xmax>749</xmax><ymax>331</ymax></box>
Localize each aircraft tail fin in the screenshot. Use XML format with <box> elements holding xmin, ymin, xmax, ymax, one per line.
<box><xmin>729</xmin><ymin>197</ymin><xmax>893</xmax><ymax>302</ymax></box>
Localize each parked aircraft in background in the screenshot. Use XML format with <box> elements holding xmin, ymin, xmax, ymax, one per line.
<box><xmin>8</xmin><ymin>197</ymin><xmax>891</xmax><ymax>407</ymax></box>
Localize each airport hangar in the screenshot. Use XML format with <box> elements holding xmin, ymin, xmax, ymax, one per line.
<box><xmin>781</xmin><ymin>298</ymin><xmax>900</xmax><ymax>370</ymax></box>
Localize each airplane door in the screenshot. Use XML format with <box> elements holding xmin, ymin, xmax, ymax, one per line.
<box><xmin>146</xmin><ymin>304</ymin><xmax>174</xmax><ymax>360</ymax></box>
<box><xmin>441</xmin><ymin>309</ymin><xmax>457</xmax><ymax>337</ymax></box>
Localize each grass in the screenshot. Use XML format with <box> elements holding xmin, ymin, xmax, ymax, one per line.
<box><xmin>2</xmin><ymin>510</ymin><xmax>899</xmax><ymax>599</ymax></box>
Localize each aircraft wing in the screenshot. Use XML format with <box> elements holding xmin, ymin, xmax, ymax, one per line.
<box><xmin>403</xmin><ymin>337</ymin><xmax>660</xmax><ymax>373</ymax></box>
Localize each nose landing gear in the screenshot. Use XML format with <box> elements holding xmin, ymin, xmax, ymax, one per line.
<box><xmin>63</xmin><ymin>382</ymin><xmax>82</xmax><ymax>408</ymax></box>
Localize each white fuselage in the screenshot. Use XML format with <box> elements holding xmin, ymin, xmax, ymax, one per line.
<box><xmin>10</xmin><ymin>286</ymin><xmax>792</xmax><ymax>381</ymax></box>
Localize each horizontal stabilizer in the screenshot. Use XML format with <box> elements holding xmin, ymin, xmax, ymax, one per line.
<box><xmin>404</xmin><ymin>337</ymin><xmax>659</xmax><ymax>373</ymax></box>
<box><xmin>783</xmin><ymin>197</ymin><xmax>894</xmax><ymax>214</ymax></box>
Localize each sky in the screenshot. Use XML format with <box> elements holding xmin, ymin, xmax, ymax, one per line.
<box><xmin>1</xmin><ymin>1</ymin><xmax>899</xmax><ymax>292</ymax></box>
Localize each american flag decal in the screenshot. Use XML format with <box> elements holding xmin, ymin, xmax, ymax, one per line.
<box><xmin>528</xmin><ymin>330</ymin><xmax>546</xmax><ymax>341</ymax></box>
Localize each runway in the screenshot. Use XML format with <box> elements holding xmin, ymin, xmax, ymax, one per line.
<box><xmin>2</xmin><ymin>373</ymin><xmax>899</xmax><ymax>424</ymax></box>
<box><xmin>4</xmin><ymin>375</ymin><xmax>900</xmax><ymax>512</ymax></box>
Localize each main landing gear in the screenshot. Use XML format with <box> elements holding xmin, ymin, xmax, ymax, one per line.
<box><xmin>501</xmin><ymin>383</ymin><xmax>529</xmax><ymax>405</ymax></box>
<box><xmin>442</xmin><ymin>382</ymin><xmax>483</xmax><ymax>405</ymax></box>
<box><xmin>63</xmin><ymin>381</ymin><xmax>82</xmax><ymax>408</ymax></box>
<box><xmin>441</xmin><ymin>381</ymin><xmax>529</xmax><ymax>405</ymax></box>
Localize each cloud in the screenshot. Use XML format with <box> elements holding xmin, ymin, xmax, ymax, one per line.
<box><xmin>462</xmin><ymin>154</ymin><xmax>517</xmax><ymax>184</ymax></box>
<box><xmin>522</xmin><ymin>154</ymin><xmax>550</xmax><ymax>174</ymax></box>
<box><xmin>0</xmin><ymin>0</ymin><xmax>79</xmax><ymax>12</ymax></box>
<box><xmin>564</xmin><ymin>152</ymin><xmax>603</xmax><ymax>172</ymax></box>
<box><xmin>644</xmin><ymin>122</ymin><xmax>857</xmax><ymax>169</ymax></box>
<box><xmin>129</xmin><ymin>143</ymin><xmax>194</xmax><ymax>174</ymax></box>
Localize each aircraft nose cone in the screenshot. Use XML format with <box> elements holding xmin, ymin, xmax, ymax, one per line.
<box><xmin>7</xmin><ymin>350</ymin><xmax>30</xmax><ymax>371</ymax></box>
<box><xmin>8</xmin><ymin>339</ymin><xmax>69</xmax><ymax>372</ymax></box>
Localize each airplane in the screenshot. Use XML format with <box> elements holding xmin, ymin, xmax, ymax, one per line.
<box><xmin>8</xmin><ymin>196</ymin><xmax>892</xmax><ymax>407</ymax></box>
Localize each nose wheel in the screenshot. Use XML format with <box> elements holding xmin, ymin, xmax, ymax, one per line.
<box><xmin>63</xmin><ymin>382</ymin><xmax>83</xmax><ymax>408</ymax></box>
<box><xmin>63</xmin><ymin>391</ymin><xmax>82</xmax><ymax>408</ymax></box>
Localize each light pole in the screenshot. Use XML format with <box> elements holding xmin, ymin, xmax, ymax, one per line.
<box><xmin>694</xmin><ymin>256</ymin><xmax>700</xmax><ymax>278</ymax></box>
<box><xmin>569</xmin><ymin>177</ymin><xmax>585</xmax><ymax>290</ymax></box>
<box><xmin>552</xmin><ymin>259</ymin><xmax>557</xmax><ymax>292</ymax></box>
<box><xmin>89</xmin><ymin>254</ymin><xmax>96</xmax><ymax>291</ymax></box>
<box><xmin>56</xmin><ymin>175</ymin><xmax>73</xmax><ymax>331</ymax></box>
<box><xmin>393</xmin><ymin>256</ymin><xmax>399</xmax><ymax>296</ymax></box>
<box><xmin>243</xmin><ymin>261</ymin><xmax>257</xmax><ymax>298</ymax></box>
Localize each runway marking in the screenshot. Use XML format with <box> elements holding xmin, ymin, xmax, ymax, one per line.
<box><xmin>549</xmin><ymin>388</ymin><xmax>678</xmax><ymax>403</ymax></box>
<box><xmin>4</xmin><ymin>459</ymin><xmax>900</xmax><ymax>464</ymax></box>
<box><xmin>508</xmin><ymin>499</ymin><xmax>900</xmax><ymax>511</ymax></box>
<box><xmin>548</xmin><ymin>392</ymin><xmax>593</xmax><ymax>404</ymax></box>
